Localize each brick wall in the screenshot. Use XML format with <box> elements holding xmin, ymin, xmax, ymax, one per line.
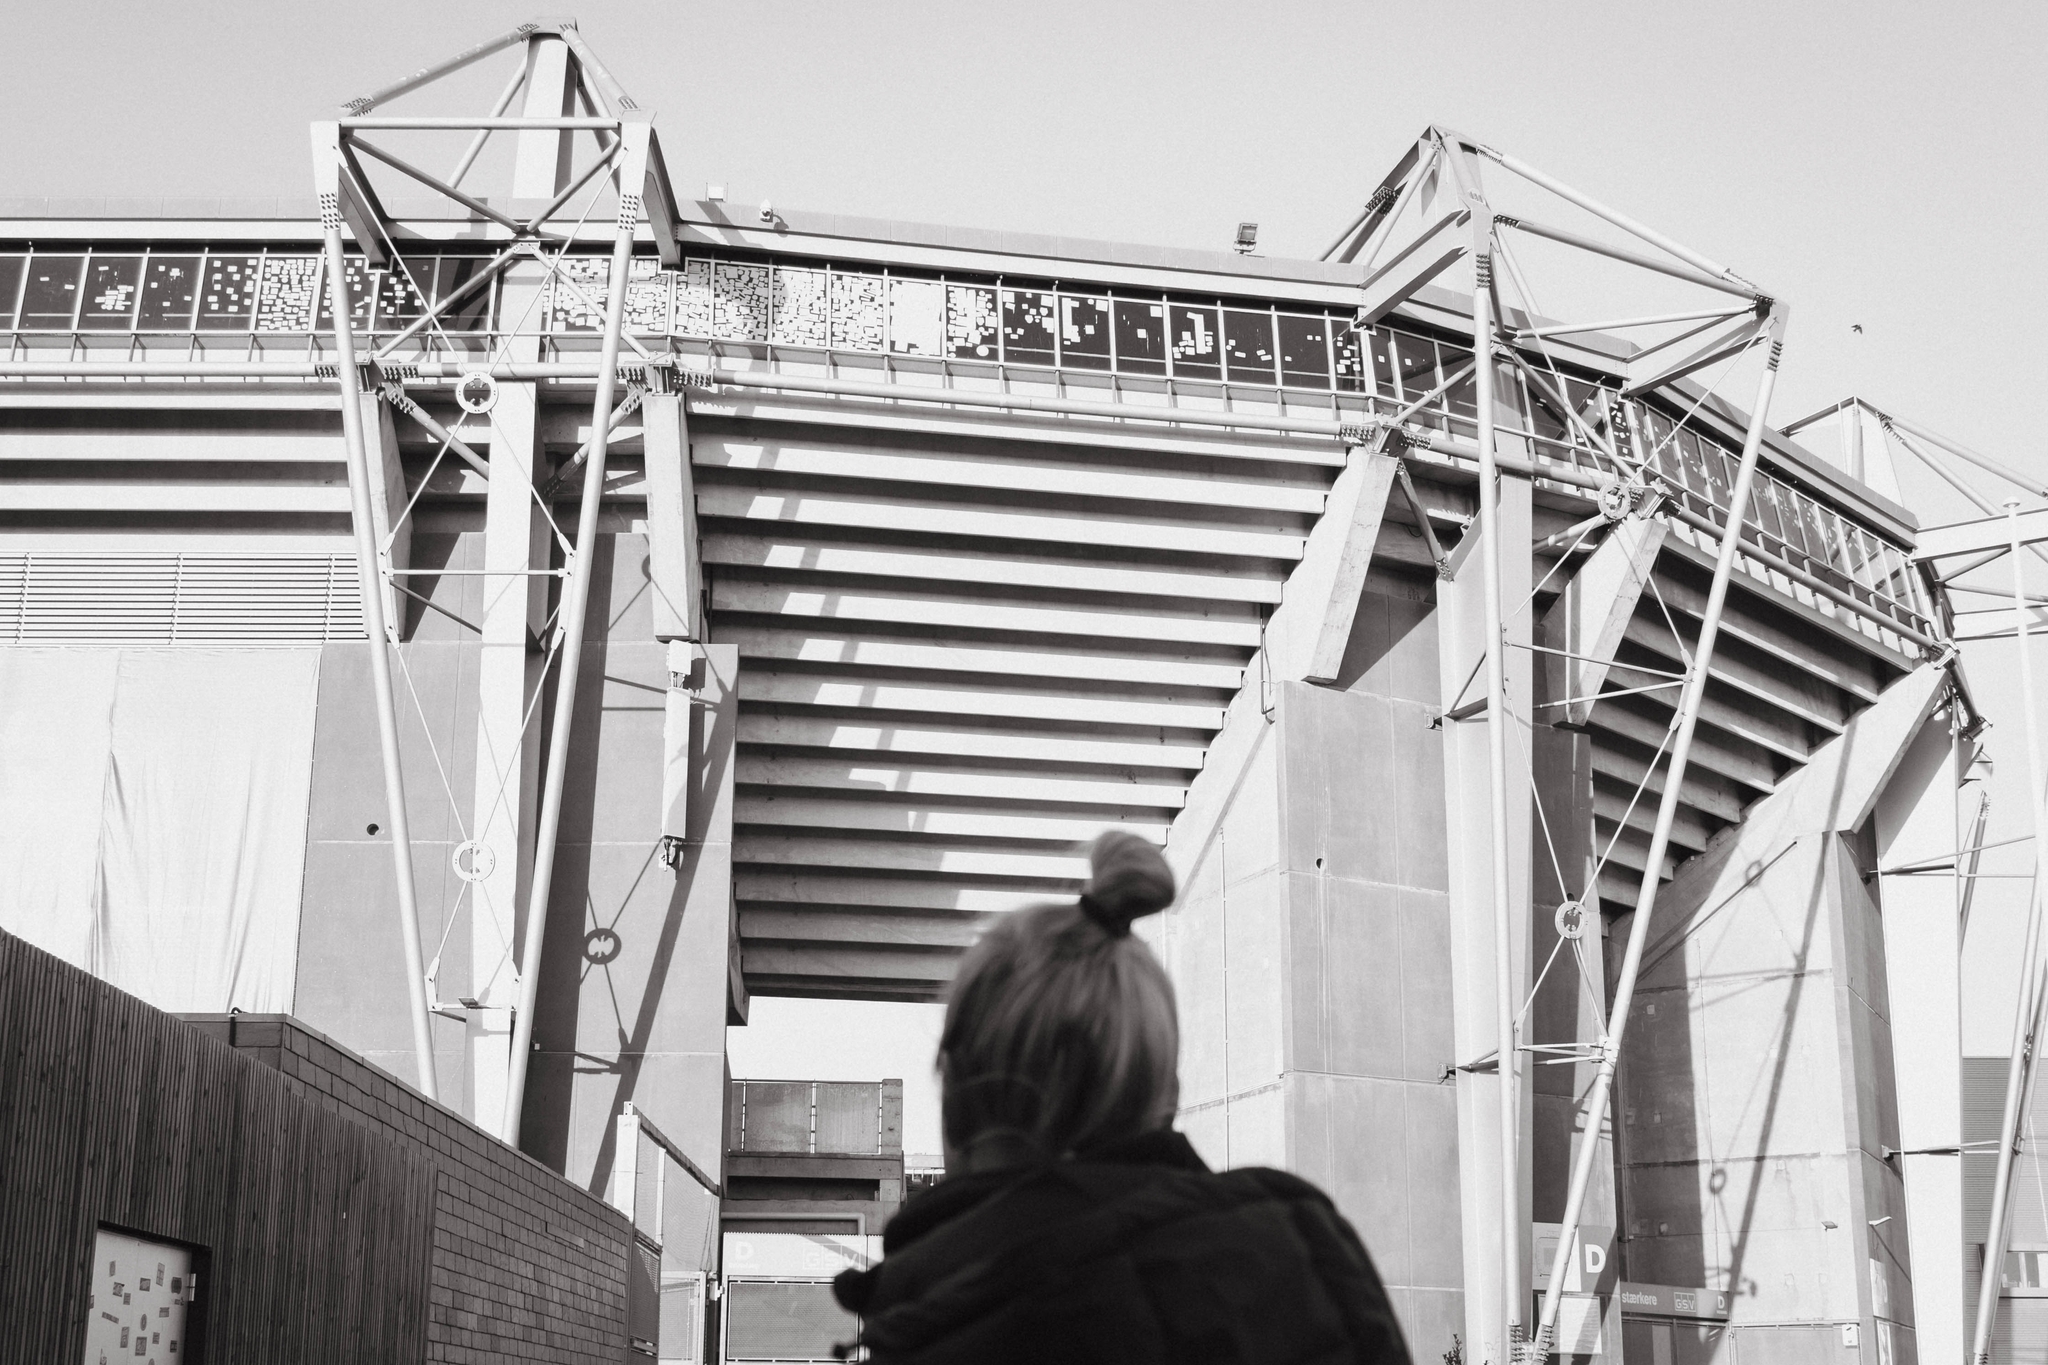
<box><xmin>186</xmin><ymin>1013</ymin><xmax>631</xmax><ymax>1364</ymax></box>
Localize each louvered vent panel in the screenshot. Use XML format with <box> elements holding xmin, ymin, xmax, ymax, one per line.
<box><xmin>0</xmin><ymin>552</ymin><xmax>364</xmax><ymax>644</ymax></box>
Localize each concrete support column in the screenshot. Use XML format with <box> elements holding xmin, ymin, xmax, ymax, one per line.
<box><xmin>466</xmin><ymin>369</ymin><xmax>548</xmax><ymax>1134</ymax></box>
<box><xmin>1875</xmin><ymin>718</ymin><xmax>1967</xmax><ymax>1358</ymax></box>
<box><xmin>1436</xmin><ymin>479</ymin><xmax>1534</xmax><ymax>1364</ymax></box>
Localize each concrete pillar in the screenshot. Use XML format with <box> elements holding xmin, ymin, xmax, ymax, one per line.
<box><xmin>1875</xmin><ymin>718</ymin><xmax>1966</xmax><ymax>1359</ymax></box>
<box><xmin>1613</xmin><ymin>664</ymin><xmax>1948</xmax><ymax>1360</ymax></box>
<box><xmin>465</xmin><ymin>373</ymin><xmax>548</xmax><ymax>1134</ymax></box>
<box><xmin>524</xmin><ymin>633</ymin><xmax>738</xmax><ymax>1221</ymax></box>
<box><xmin>513</xmin><ymin>35</ymin><xmax>577</xmax><ymax>201</ymax></box>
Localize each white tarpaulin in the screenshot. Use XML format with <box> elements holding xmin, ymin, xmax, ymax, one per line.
<box><xmin>0</xmin><ymin>649</ymin><xmax>118</xmax><ymax>965</ymax></box>
<box><xmin>0</xmin><ymin>647</ymin><xmax>321</xmax><ymax>1012</ymax></box>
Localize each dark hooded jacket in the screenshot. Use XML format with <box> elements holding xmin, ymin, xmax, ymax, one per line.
<box><xmin>832</xmin><ymin>1130</ymin><xmax>1411</xmax><ymax>1365</ymax></box>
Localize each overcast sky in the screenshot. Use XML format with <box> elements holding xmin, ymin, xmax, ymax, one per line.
<box><xmin>11</xmin><ymin>1</ymin><xmax>2044</xmax><ymax>1153</ymax></box>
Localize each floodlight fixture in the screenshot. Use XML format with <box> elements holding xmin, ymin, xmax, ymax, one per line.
<box><xmin>1234</xmin><ymin>222</ymin><xmax>1258</xmax><ymax>254</ymax></box>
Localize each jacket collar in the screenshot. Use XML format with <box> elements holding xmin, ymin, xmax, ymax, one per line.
<box><xmin>882</xmin><ymin>1128</ymin><xmax>1208</xmax><ymax>1255</ymax></box>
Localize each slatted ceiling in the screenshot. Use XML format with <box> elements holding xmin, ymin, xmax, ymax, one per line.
<box><xmin>737</xmin><ymin>834</ymin><xmax>1093</xmax><ymax>880</ymax></box>
<box><xmin>696</xmin><ymin>485</ymin><xmax>1307</xmax><ymax>560</ymax></box>
<box><xmin>1622</xmin><ymin>613</ymin><xmax>1851</xmax><ymax>734</ymax></box>
<box><xmin>702</xmin><ymin>535</ymin><xmax>1290</xmax><ymax>604</ymax></box>
<box><xmin>1592</xmin><ymin>783</ymin><xmax>1717</xmax><ymax>854</ymax></box>
<box><xmin>1589</xmin><ymin>742</ymin><xmax>1748</xmax><ymax>824</ymax></box>
<box><xmin>715</xmin><ymin>576</ymin><xmax>1267</xmax><ymax>646</ymax></box>
<box><xmin>734</xmin><ymin>796</ymin><xmax>1172</xmax><ymax>843</ymax></box>
<box><xmin>734</xmin><ymin>756</ymin><xmax>1188</xmax><ymax>808</ymax></box>
<box><xmin>704</xmin><ymin>414</ymin><xmax>1316</xmax><ymax>1000</ymax></box>
<box><xmin>724</xmin><ymin>629</ymin><xmax>1245</xmax><ymax>690</ymax></box>
<box><xmin>739</xmin><ymin>906</ymin><xmax>991</xmax><ymax>949</ymax></box>
<box><xmin>735</xmin><ymin>715</ymin><xmax>1209</xmax><ymax>771</ymax></box>
<box><xmin>1647</xmin><ymin>562</ymin><xmax>1888</xmax><ymax>704</ymax></box>
<box><xmin>735</xmin><ymin>873</ymin><xmax>1068</xmax><ymax>913</ymax></box>
<box><xmin>696</xmin><ymin>437</ymin><xmax>1329</xmax><ymax>514</ymax></box>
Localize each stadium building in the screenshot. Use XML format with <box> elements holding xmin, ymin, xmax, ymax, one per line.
<box><xmin>6</xmin><ymin>18</ymin><xmax>2045</xmax><ymax>1365</ymax></box>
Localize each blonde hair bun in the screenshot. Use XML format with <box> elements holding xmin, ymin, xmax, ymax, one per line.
<box><xmin>1079</xmin><ymin>831</ymin><xmax>1175</xmax><ymax>934</ymax></box>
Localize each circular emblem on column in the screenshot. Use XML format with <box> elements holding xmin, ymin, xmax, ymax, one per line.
<box><xmin>453</xmin><ymin>840</ymin><xmax>497</xmax><ymax>883</ymax></box>
<box><xmin>1596</xmin><ymin>480</ymin><xmax>1633</xmax><ymax>523</ymax></box>
<box><xmin>1554</xmin><ymin>899</ymin><xmax>1587</xmax><ymax>940</ymax></box>
<box><xmin>456</xmin><ymin>369</ymin><xmax>499</xmax><ymax>415</ymax></box>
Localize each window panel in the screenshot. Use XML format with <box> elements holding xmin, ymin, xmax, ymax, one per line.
<box><xmin>1113</xmin><ymin>297</ymin><xmax>1167</xmax><ymax>375</ymax></box>
<box><xmin>370</xmin><ymin>263</ymin><xmax>429</xmax><ymax>333</ymax></box>
<box><xmin>623</xmin><ymin>259</ymin><xmax>670</xmax><ymax>334</ymax></box>
<box><xmin>313</xmin><ymin>255</ymin><xmax>374</xmax><ymax>330</ymax></box>
<box><xmin>1223</xmin><ymin>308</ymin><xmax>1275</xmax><ymax>384</ymax></box>
<box><xmin>197</xmin><ymin>253</ymin><xmax>260</xmax><ymax>331</ymax></box>
<box><xmin>673</xmin><ymin>259</ymin><xmax>716</xmax><ymax>337</ymax></box>
<box><xmin>1059</xmin><ymin>293</ymin><xmax>1111</xmax><ymax>370</ymax></box>
<box><xmin>946</xmin><ymin>283</ymin><xmax>999</xmax><ymax>361</ymax></box>
<box><xmin>136</xmin><ymin>255</ymin><xmax>199</xmax><ymax>330</ymax></box>
<box><xmin>0</xmin><ymin>254</ymin><xmax>23</xmax><ymax>329</ymax></box>
<box><xmin>886</xmin><ymin>275</ymin><xmax>944</xmax><ymax>355</ymax></box>
<box><xmin>771</xmin><ymin>265</ymin><xmax>829</xmax><ymax>347</ymax></box>
<box><xmin>1332</xmin><ymin>320</ymin><xmax>1367</xmax><ymax>392</ymax></box>
<box><xmin>549</xmin><ymin>255</ymin><xmax>610</xmax><ymax>332</ymax></box>
<box><xmin>1277</xmin><ymin>313</ymin><xmax>1331</xmax><ymax>389</ymax></box>
<box><xmin>1001</xmin><ymin>287</ymin><xmax>1056</xmax><ymax>366</ymax></box>
<box><xmin>1366</xmin><ymin>326</ymin><xmax>1398</xmax><ymax>397</ymax></box>
<box><xmin>1169</xmin><ymin>303</ymin><xmax>1220</xmax><ymax>381</ymax></box>
<box><xmin>430</xmin><ymin>255</ymin><xmax>496</xmax><ymax>332</ymax></box>
<box><xmin>20</xmin><ymin>252</ymin><xmax>85</xmax><ymax>329</ymax></box>
<box><xmin>1389</xmin><ymin>330</ymin><xmax>1438</xmax><ymax>403</ymax></box>
<box><xmin>257</xmin><ymin>255</ymin><xmax>321</xmax><ymax>332</ymax></box>
<box><xmin>715</xmin><ymin>261</ymin><xmax>771</xmax><ymax>342</ymax></box>
<box><xmin>828</xmin><ymin>269</ymin><xmax>883</xmax><ymax>350</ymax></box>
<box><xmin>1436</xmin><ymin>342</ymin><xmax>1477</xmax><ymax>418</ymax></box>
<box><xmin>1524</xmin><ymin>372</ymin><xmax>1571</xmax><ymax>443</ymax></box>
<box><xmin>79</xmin><ymin>255</ymin><xmax>143</xmax><ymax>330</ymax></box>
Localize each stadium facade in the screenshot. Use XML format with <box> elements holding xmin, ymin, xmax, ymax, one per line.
<box><xmin>2</xmin><ymin>19</ymin><xmax>2035</xmax><ymax>1365</ymax></box>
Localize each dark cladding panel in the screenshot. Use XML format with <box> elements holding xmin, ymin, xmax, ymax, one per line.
<box><xmin>1223</xmin><ymin>307</ymin><xmax>1276</xmax><ymax>384</ymax></box>
<box><xmin>314</xmin><ymin>255</ymin><xmax>376</xmax><ymax>330</ymax></box>
<box><xmin>196</xmin><ymin>253</ymin><xmax>260</xmax><ymax>331</ymax></box>
<box><xmin>1367</xmin><ymin>325</ymin><xmax>1398</xmax><ymax>397</ymax></box>
<box><xmin>1277</xmin><ymin>312</ymin><xmax>1332</xmax><ymax>389</ymax></box>
<box><xmin>431</xmin><ymin>255</ymin><xmax>496</xmax><ymax>331</ymax></box>
<box><xmin>137</xmin><ymin>255</ymin><xmax>200</xmax><ymax>330</ymax></box>
<box><xmin>1058</xmin><ymin>292</ymin><xmax>1111</xmax><ymax>370</ymax></box>
<box><xmin>1390</xmin><ymin>329</ymin><xmax>1439</xmax><ymax>404</ymax></box>
<box><xmin>0</xmin><ymin>254</ymin><xmax>23</xmax><ymax>329</ymax></box>
<box><xmin>1170</xmin><ymin>303</ymin><xmax>1221</xmax><ymax>381</ymax></box>
<box><xmin>1000</xmin><ymin>287</ymin><xmax>1055</xmax><ymax>366</ymax></box>
<box><xmin>374</xmin><ymin>265</ymin><xmax>427</xmax><ymax>332</ymax></box>
<box><xmin>1437</xmin><ymin>342</ymin><xmax>1477</xmax><ymax>419</ymax></box>
<box><xmin>20</xmin><ymin>252</ymin><xmax>85</xmax><ymax>329</ymax></box>
<box><xmin>1112</xmin><ymin>297</ymin><xmax>1168</xmax><ymax>375</ymax></box>
<box><xmin>78</xmin><ymin>255</ymin><xmax>143</xmax><ymax>330</ymax></box>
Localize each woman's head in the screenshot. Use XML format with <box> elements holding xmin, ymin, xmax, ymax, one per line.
<box><xmin>938</xmin><ymin>831</ymin><xmax>1180</xmax><ymax>1166</ymax></box>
